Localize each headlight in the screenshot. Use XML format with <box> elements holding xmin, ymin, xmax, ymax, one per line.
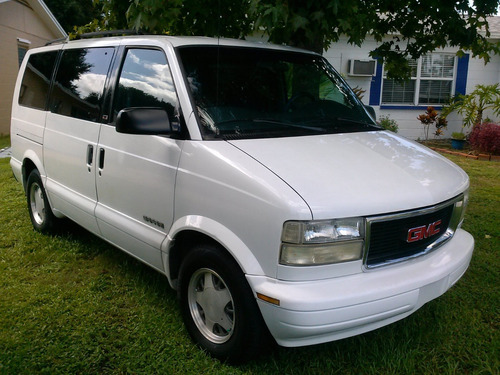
<box><xmin>280</xmin><ymin>218</ymin><xmax>365</xmax><ymax>266</ymax></box>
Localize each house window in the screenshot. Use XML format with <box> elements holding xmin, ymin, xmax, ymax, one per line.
<box><xmin>381</xmin><ymin>54</ymin><xmax>456</xmax><ymax>105</ymax></box>
<box><xmin>17</xmin><ymin>38</ymin><xmax>31</xmax><ymax>67</ymax></box>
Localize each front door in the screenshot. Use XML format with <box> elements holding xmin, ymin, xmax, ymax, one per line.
<box><xmin>95</xmin><ymin>47</ymin><xmax>184</xmax><ymax>272</ymax></box>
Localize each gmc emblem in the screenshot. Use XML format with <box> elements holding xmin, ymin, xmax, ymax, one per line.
<box><xmin>407</xmin><ymin>220</ymin><xmax>442</xmax><ymax>243</ymax></box>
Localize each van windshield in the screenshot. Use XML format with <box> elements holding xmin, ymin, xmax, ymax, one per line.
<box><xmin>178</xmin><ymin>46</ymin><xmax>379</xmax><ymax>140</ymax></box>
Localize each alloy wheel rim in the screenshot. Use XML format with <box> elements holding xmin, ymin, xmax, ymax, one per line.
<box><xmin>30</xmin><ymin>182</ymin><xmax>46</xmax><ymax>226</ymax></box>
<box><xmin>187</xmin><ymin>268</ymin><xmax>235</xmax><ymax>344</ymax></box>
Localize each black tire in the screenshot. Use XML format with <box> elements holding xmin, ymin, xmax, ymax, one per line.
<box><xmin>26</xmin><ymin>169</ymin><xmax>57</xmax><ymax>233</ymax></box>
<box><xmin>178</xmin><ymin>244</ymin><xmax>266</xmax><ymax>363</ymax></box>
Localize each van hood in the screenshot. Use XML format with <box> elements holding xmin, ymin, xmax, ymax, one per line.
<box><xmin>228</xmin><ymin>131</ymin><xmax>469</xmax><ymax>219</ymax></box>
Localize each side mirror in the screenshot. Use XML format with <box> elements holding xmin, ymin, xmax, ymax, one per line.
<box><xmin>364</xmin><ymin>105</ymin><xmax>376</xmax><ymax>121</ymax></box>
<box><xmin>116</xmin><ymin>107</ymin><xmax>171</xmax><ymax>135</ymax></box>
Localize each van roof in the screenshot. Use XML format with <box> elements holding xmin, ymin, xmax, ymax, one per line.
<box><xmin>46</xmin><ymin>33</ymin><xmax>315</xmax><ymax>55</ymax></box>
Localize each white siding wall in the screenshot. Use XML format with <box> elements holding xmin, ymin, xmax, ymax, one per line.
<box><xmin>324</xmin><ymin>36</ymin><xmax>500</xmax><ymax>140</ymax></box>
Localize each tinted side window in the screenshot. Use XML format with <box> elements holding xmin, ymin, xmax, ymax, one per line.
<box><xmin>18</xmin><ymin>51</ymin><xmax>58</xmax><ymax>110</ymax></box>
<box><xmin>113</xmin><ymin>48</ymin><xmax>181</xmax><ymax>129</ymax></box>
<box><xmin>50</xmin><ymin>47</ymin><xmax>114</xmax><ymax>122</ymax></box>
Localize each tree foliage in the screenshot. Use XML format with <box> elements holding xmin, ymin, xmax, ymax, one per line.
<box><xmin>44</xmin><ymin>0</ymin><xmax>101</xmax><ymax>33</ymax></box>
<box><xmin>71</xmin><ymin>0</ymin><xmax>500</xmax><ymax>79</ymax></box>
<box><xmin>251</xmin><ymin>0</ymin><xmax>500</xmax><ymax>78</ymax></box>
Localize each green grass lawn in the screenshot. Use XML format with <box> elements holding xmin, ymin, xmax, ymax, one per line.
<box><xmin>0</xmin><ymin>136</ymin><xmax>8</xmax><ymax>150</ymax></box>
<box><xmin>0</xmin><ymin>134</ymin><xmax>498</xmax><ymax>374</ymax></box>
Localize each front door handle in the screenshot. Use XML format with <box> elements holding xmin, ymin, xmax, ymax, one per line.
<box><xmin>98</xmin><ymin>148</ymin><xmax>105</xmax><ymax>175</ymax></box>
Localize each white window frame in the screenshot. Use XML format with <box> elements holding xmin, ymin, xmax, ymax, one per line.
<box><xmin>381</xmin><ymin>53</ymin><xmax>457</xmax><ymax>106</ymax></box>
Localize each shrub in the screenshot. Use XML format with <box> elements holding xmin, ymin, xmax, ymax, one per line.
<box><xmin>468</xmin><ymin>123</ymin><xmax>500</xmax><ymax>155</ymax></box>
<box><xmin>417</xmin><ymin>106</ymin><xmax>447</xmax><ymax>140</ymax></box>
<box><xmin>378</xmin><ymin>115</ymin><xmax>399</xmax><ymax>133</ymax></box>
<box><xmin>452</xmin><ymin>132</ymin><xmax>466</xmax><ymax>140</ymax></box>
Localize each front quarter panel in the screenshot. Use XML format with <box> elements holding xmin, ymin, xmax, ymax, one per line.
<box><xmin>173</xmin><ymin>140</ymin><xmax>312</xmax><ymax>278</ymax></box>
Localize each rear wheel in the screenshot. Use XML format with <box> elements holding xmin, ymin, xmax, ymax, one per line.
<box><xmin>26</xmin><ymin>169</ymin><xmax>57</xmax><ymax>233</ymax></box>
<box><xmin>179</xmin><ymin>244</ymin><xmax>266</xmax><ymax>363</ymax></box>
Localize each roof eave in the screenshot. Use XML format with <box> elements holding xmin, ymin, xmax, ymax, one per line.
<box><xmin>29</xmin><ymin>0</ymin><xmax>67</xmax><ymax>39</ymax></box>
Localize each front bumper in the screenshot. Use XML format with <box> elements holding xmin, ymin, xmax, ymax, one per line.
<box><xmin>246</xmin><ymin>229</ymin><xmax>474</xmax><ymax>347</ymax></box>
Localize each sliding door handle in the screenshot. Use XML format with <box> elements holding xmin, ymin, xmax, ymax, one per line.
<box><xmin>86</xmin><ymin>145</ymin><xmax>94</xmax><ymax>172</ymax></box>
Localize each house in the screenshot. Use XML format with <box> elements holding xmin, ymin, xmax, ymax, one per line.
<box><xmin>0</xmin><ymin>0</ymin><xmax>66</xmax><ymax>135</ymax></box>
<box><xmin>1</xmin><ymin>4</ymin><xmax>498</xmax><ymax>140</ymax></box>
<box><xmin>324</xmin><ymin>16</ymin><xmax>500</xmax><ymax>140</ymax></box>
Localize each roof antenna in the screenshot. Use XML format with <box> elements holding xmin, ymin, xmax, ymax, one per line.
<box><xmin>216</xmin><ymin>0</ymin><xmax>221</xmax><ymax>107</ymax></box>
<box><xmin>217</xmin><ymin>0</ymin><xmax>221</xmax><ymax>42</ymax></box>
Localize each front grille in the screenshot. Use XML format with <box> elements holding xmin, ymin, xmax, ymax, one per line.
<box><xmin>365</xmin><ymin>202</ymin><xmax>455</xmax><ymax>268</ymax></box>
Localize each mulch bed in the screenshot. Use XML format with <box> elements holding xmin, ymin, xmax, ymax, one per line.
<box><xmin>419</xmin><ymin>140</ymin><xmax>500</xmax><ymax>162</ymax></box>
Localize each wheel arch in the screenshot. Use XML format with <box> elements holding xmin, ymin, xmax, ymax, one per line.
<box><xmin>21</xmin><ymin>153</ymin><xmax>63</xmax><ymax>219</ymax></box>
<box><xmin>163</xmin><ymin>215</ymin><xmax>266</xmax><ymax>289</ymax></box>
<box><xmin>21</xmin><ymin>151</ymin><xmax>45</xmax><ymax>193</ymax></box>
<box><xmin>22</xmin><ymin>158</ymin><xmax>38</xmax><ymax>193</ymax></box>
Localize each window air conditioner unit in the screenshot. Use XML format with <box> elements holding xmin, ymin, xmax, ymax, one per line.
<box><xmin>348</xmin><ymin>59</ymin><xmax>377</xmax><ymax>76</ymax></box>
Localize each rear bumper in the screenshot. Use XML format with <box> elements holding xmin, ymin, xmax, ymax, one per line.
<box><xmin>247</xmin><ymin>229</ymin><xmax>474</xmax><ymax>347</ymax></box>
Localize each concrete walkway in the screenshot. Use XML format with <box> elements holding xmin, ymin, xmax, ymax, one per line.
<box><xmin>0</xmin><ymin>147</ymin><xmax>11</xmax><ymax>158</ymax></box>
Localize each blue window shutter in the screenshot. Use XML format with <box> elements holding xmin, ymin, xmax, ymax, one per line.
<box><xmin>455</xmin><ymin>54</ymin><xmax>469</xmax><ymax>96</ymax></box>
<box><xmin>369</xmin><ymin>59</ymin><xmax>383</xmax><ymax>106</ymax></box>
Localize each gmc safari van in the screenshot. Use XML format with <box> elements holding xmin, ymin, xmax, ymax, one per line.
<box><xmin>10</xmin><ymin>35</ymin><xmax>474</xmax><ymax>362</ymax></box>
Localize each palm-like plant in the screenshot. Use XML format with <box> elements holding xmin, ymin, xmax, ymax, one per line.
<box><xmin>441</xmin><ymin>84</ymin><xmax>500</xmax><ymax>128</ymax></box>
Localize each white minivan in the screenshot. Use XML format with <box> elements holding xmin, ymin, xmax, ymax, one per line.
<box><xmin>10</xmin><ymin>35</ymin><xmax>474</xmax><ymax>363</ymax></box>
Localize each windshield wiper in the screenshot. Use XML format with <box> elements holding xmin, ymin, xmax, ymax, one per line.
<box><xmin>213</xmin><ymin>118</ymin><xmax>327</xmax><ymax>132</ymax></box>
<box><xmin>210</xmin><ymin>118</ymin><xmax>328</xmax><ymax>140</ymax></box>
<box><xmin>334</xmin><ymin>117</ymin><xmax>379</xmax><ymax>129</ymax></box>
<box><xmin>252</xmin><ymin>118</ymin><xmax>326</xmax><ymax>132</ymax></box>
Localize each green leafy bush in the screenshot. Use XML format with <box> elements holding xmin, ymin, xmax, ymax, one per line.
<box><xmin>452</xmin><ymin>132</ymin><xmax>466</xmax><ymax>140</ymax></box>
<box><xmin>378</xmin><ymin>115</ymin><xmax>399</xmax><ymax>133</ymax></box>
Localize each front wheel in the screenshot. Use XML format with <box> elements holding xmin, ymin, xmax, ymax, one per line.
<box><xmin>26</xmin><ymin>169</ymin><xmax>57</xmax><ymax>233</ymax></box>
<box><xmin>178</xmin><ymin>244</ymin><xmax>267</xmax><ymax>363</ymax></box>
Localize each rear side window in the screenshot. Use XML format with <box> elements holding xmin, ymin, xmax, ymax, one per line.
<box><xmin>113</xmin><ymin>48</ymin><xmax>181</xmax><ymax>129</ymax></box>
<box><xmin>18</xmin><ymin>51</ymin><xmax>58</xmax><ymax>110</ymax></box>
<box><xmin>50</xmin><ymin>47</ymin><xmax>114</xmax><ymax>122</ymax></box>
